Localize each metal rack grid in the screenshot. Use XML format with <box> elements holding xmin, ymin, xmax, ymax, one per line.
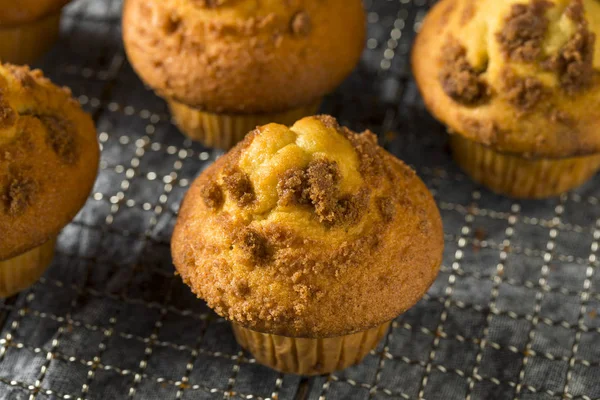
<box><xmin>0</xmin><ymin>0</ymin><xmax>599</xmax><ymax>399</ymax></box>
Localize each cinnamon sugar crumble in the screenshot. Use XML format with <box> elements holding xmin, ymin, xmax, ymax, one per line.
<box><xmin>193</xmin><ymin>0</ymin><xmax>229</xmax><ymax>7</ymax></box>
<box><xmin>3</xmin><ymin>175</ymin><xmax>38</xmax><ymax>216</ymax></box>
<box><xmin>276</xmin><ymin>158</ymin><xmax>370</xmax><ymax>227</ymax></box>
<box><xmin>0</xmin><ymin>92</ymin><xmax>16</xmax><ymax>130</ymax></box>
<box><xmin>201</xmin><ymin>180</ymin><xmax>224</xmax><ymax>210</ymax></box>
<box><xmin>460</xmin><ymin>0</ymin><xmax>477</xmax><ymax>25</ymax></box>
<box><xmin>239</xmin><ymin>228</ymin><xmax>270</xmax><ymax>263</ymax></box>
<box><xmin>549</xmin><ymin>109</ymin><xmax>574</xmax><ymax>125</ymax></box>
<box><xmin>307</xmin><ymin>159</ymin><xmax>341</xmax><ymax>224</ymax></box>
<box><xmin>314</xmin><ymin>115</ymin><xmax>341</xmax><ymax>130</ymax></box>
<box><xmin>497</xmin><ymin>0</ymin><xmax>553</xmax><ymax>62</ymax></box>
<box><xmin>343</xmin><ymin>128</ymin><xmax>384</xmax><ymax>176</ymax></box>
<box><xmin>223</xmin><ymin>167</ymin><xmax>255</xmax><ymax>206</ymax></box>
<box><xmin>543</xmin><ymin>0</ymin><xmax>595</xmax><ymax>94</ymax></box>
<box><xmin>277</xmin><ymin>167</ymin><xmax>310</xmax><ymax>206</ymax></box>
<box><xmin>233</xmin><ymin>279</ymin><xmax>251</xmax><ymax>297</ymax></box>
<box><xmin>7</xmin><ymin>66</ymin><xmax>37</xmax><ymax>89</ymax></box>
<box><xmin>40</xmin><ymin>116</ymin><xmax>78</xmax><ymax>164</ymax></box>
<box><xmin>377</xmin><ymin>197</ymin><xmax>396</xmax><ymax>222</ymax></box>
<box><xmin>502</xmin><ymin>69</ymin><xmax>547</xmax><ymax>112</ymax></box>
<box><xmin>439</xmin><ymin>39</ymin><xmax>489</xmax><ymax>105</ymax></box>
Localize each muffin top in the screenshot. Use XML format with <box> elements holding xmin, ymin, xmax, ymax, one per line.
<box><xmin>0</xmin><ymin>64</ymin><xmax>99</xmax><ymax>260</ymax></box>
<box><xmin>413</xmin><ymin>0</ymin><xmax>600</xmax><ymax>158</ymax></box>
<box><xmin>0</xmin><ymin>0</ymin><xmax>70</xmax><ymax>25</ymax></box>
<box><xmin>122</xmin><ymin>0</ymin><xmax>366</xmax><ymax>114</ymax></box>
<box><xmin>172</xmin><ymin>115</ymin><xmax>443</xmax><ymax>338</ymax></box>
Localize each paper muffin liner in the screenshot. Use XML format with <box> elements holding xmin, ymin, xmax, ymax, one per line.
<box><xmin>0</xmin><ymin>236</ymin><xmax>56</xmax><ymax>298</ymax></box>
<box><xmin>449</xmin><ymin>135</ymin><xmax>600</xmax><ymax>199</ymax></box>
<box><xmin>0</xmin><ymin>11</ymin><xmax>62</xmax><ymax>65</ymax></box>
<box><xmin>232</xmin><ymin>321</ymin><xmax>391</xmax><ymax>376</ymax></box>
<box><xmin>168</xmin><ymin>99</ymin><xmax>322</xmax><ymax>149</ymax></box>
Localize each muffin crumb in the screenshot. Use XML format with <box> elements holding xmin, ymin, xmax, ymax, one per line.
<box><xmin>277</xmin><ymin>167</ymin><xmax>310</xmax><ymax>206</ymax></box>
<box><xmin>193</xmin><ymin>0</ymin><xmax>229</xmax><ymax>8</ymax></box>
<box><xmin>201</xmin><ymin>180</ymin><xmax>224</xmax><ymax>210</ymax></box>
<box><xmin>278</xmin><ymin>159</ymin><xmax>368</xmax><ymax>227</ymax></box>
<box><xmin>314</xmin><ymin>114</ymin><xmax>341</xmax><ymax>131</ymax></box>
<box><xmin>7</xmin><ymin>66</ymin><xmax>37</xmax><ymax>89</ymax></box>
<box><xmin>40</xmin><ymin>115</ymin><xmax>78</xmax><ymax>164</ymax></box>
<box><xmin>502</xmin><ymin>69</ymin><xmax>547</xmax><ymax>112</ymax></box>
<box><xmin>343</xmin><ymin>128</ymin><xmax>383</xmax><ymax>176</ymax></box>
<box><xmin>460</xmin><ymin>0</ymin><xmax>477</xmax><ymax>25</ymax></box>
<box><xmin>307</xmin><ymin>159</ymin><xmax>341</xmax><ymax>224</ymax></box>
<box><xmin>336</xmin><ymin>189</ymin><xmax>369</xmax><ymax>226</ymax></box>
<box><xmin>377</xmin><ymin>197</ymin><xmax>396</xmax><ymax>222</ymax></box>
<box><xmin>234</xmin><ymin>279</ymin><xmax>251</xmax><ymax>297</ymax></box>
<box><xmin>3</xmin><ymin>175</ymin><xmax>38</xmax><ymax>216</ymax></box>
<box><xmin>223</xmin><ymin>167</ymin><xmax>255</xmax><ymax>206</ymax></box>
<box><xmin>460</xmin><ymin>118</ymin><xmax>500</xmax><ymax>145</ymax></box>
<box><xmin>439</xmin><ymin>39</ymin><xmax>489</xmax><ymax>105</ymax></box>
<box><xmin>496</xmin><ymin>0</ymin><xmax>553</xmax><ymax>62</ymax></box>
<box><xmin>549</xmin><ymin>109</ymin><xmax>574</xmax><ymax>125</ymax></box>
<box><xmin>291</xmin><ymin>11</ymin><xmax>312</xmax><ymax>36</ymax></box>
<box><xmin>239</xmin><ymin>228</ymin><xmax>270</xmax><ymax>263</ymax></box>
<box><xmin>543</xmin><ymin>2</ymin><xmax>595</xmax><ymax>94</ymax></box>
<box><xmin>0</xmin><ymin>93</ymin><xmax>16</xmax><ymax>130</ymax></box>
<box><xmin>565</xmin><ymin>0</ymin><xmax>585</xmax><ymax>23</ymax></box>
<box><xmin>439</xmin><ymin>2</ymin><xmax>456</xmax><ymax>30</ymax></box>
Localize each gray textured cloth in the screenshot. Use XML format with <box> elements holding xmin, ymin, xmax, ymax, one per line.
<box><xmin>0</xmin><ymin>0</ymin><xmax>598</xmax><ymax>399</ymax></box>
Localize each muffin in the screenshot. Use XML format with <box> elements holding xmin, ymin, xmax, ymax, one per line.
<box><xmin>171</xmin><ymin>115</ymin><xmax>443</xmax><ymax>375</ymax></box>
<box><xmin>0</xmin><ymin>64</ymin><xmax>99</xmax><ymax>297</ymax></box>
<box><xmin>412</xmin><ymin>0</ymin><xmax>600</xmax><ymax>198</ymax></box>
<box><xmin>122</xmin><ymin>0</ymin><xmax>366</xmax><ymax>149</ymax></box>
<box><xmin>0</xmin><ymin>0</ymin><xmax>71</xmax><ymax>64</ymax></box>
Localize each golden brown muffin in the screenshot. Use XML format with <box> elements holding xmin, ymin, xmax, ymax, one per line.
<box><xmin>0</xmin><ymin>0</ymin><xmax>70</xmax><ymax>25</ymax></box>
<box><xmin>0</xmin><ymin>64</ymin><xmax>99</xmax><ymax>296</ymax></box>
<box><xmin>122</xmin><ymin>0</ymin><xmax>366</xmax><ymax>148</ymax></box>
<box><xmin>172</xmin><ymin>115</ymin><xmax>443</xmax><ymax>375</ymax></box>
<box><xmin>412</xmin><ymin>0</ymin><xmax>600</xmax><ymax>198</ymax></box>
<box><xmin>0</xmin><ymin>0</ymin><xmax>70</xmax><ymax>64</ymax></box>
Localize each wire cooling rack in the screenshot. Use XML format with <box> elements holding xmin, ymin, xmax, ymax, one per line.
<box><xmin>0</xmin><ymin>0</ymin><xmax>599</xmax><ymax>399</ymax></box>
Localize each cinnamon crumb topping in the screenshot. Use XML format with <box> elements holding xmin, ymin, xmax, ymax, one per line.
<box><xmin>277</xmin><ymin>167</ymin><xmax>310</xmax><ymax>206</ymax></box>
<box><xmin>276</xmin><ymin>159</ymin><xmax>371</xmax><ymax>227</ymax></box>
<box><xmin>239</xmin><ymin>228</ymin><xmax>270</xmax><ymax>264</ymax></box>
<box><xmin>377</xmin><ymin>197</ymin><xmax>396</xmax><ymax>222</ymax></box>
<box><xmin>307</xmin><ymin>159</ymin><xmax>341</xmax><ymax>224</ymax></box>
<box><xmin>201</xmin><ymin>180</ymin><xmax>224</xmax><ymax>210</ymax></box>
<box><xmin>39</xmin><ymin>115</ymin><xmax>78</xmax><ymax>164</ymax></box>
<box><xmin>3</xmin><ymin>174</ymin><xmax>38</xmax><ymax>216</ymax></box>
<box><xmin>192</xmin><ymin>0</ymin><xmax>229</xmax><ymax>7</ymax></box>
<box><xmin>439</xmin><ymin>39</ymin><xmax>490</xmax><ymax>105</ymax></box>
<box><xmin>223</xmin><ymin>167</ymin><xmax>255</xmax><ymax>206</ymax></box>
<box><xmin>543</xmin><ymin>0</ymin><xmax>596</xmax><ymax>94</ymax></box>
<box><xmin>0</xmin><ymin>92</ymin><xmax>16</xmax><ymax>130</ymax></box>
<box><xmin>496</xmin><ymin>0</ymin><xmax>553</xmax><ymax>62</ymax></box>
<box><xmin>502</xmin><ymin>69</ymin><xmax>547</xmax><ymax>112</ymax></box>
<box><xmin>7</xmin><ymin>66</ymin><xmax>37</xmax><ymax>89</ymax></box>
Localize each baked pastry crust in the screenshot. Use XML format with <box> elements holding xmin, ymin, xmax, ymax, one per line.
<box><xmin>412</xmin><ymin>0</ymin><xmax>600</xmax><ymax>158</ymax></box>
<box><xmin>0</xmin><ymin>0</ymin><xmax>70</xmax><ymax>25</ymax></box>
<box><xmin>122</xmin><ymin>0</ymin><xmax>366</xmax><ymax>114</ymax></box>
<box><xmin>0</xmin><ymin>64</ymin><xmax>99</xmax><ymax>260</ymax></box>
<box><xmin>172</xmin><ymin>116</ymin><xmax>443</xmax><ymax>338</ymax></box>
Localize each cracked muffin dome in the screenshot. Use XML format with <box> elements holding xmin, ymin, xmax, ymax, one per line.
<box><xmin>412</xmin><ymin>0</ymin><xmax>600</xmax><ymax>158</ymax></box>
<box><xmin>122</xmin><ymin>0</ymin><xmax>366</xmax><ymax>114</ymax></box>
<box><xmin>171</xmin><ymin>115</ymin><xmax>443</xmax><ymax>338</ymax></box>
<box><xmin>0</xmin><ymin>64</ymin><xmax>99</xmax><ymax>260</ymax></box>
<box><xmin>0</xmin><ymin>0</ymin><xmax>70</xmax><ymax>25</ymax></box>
